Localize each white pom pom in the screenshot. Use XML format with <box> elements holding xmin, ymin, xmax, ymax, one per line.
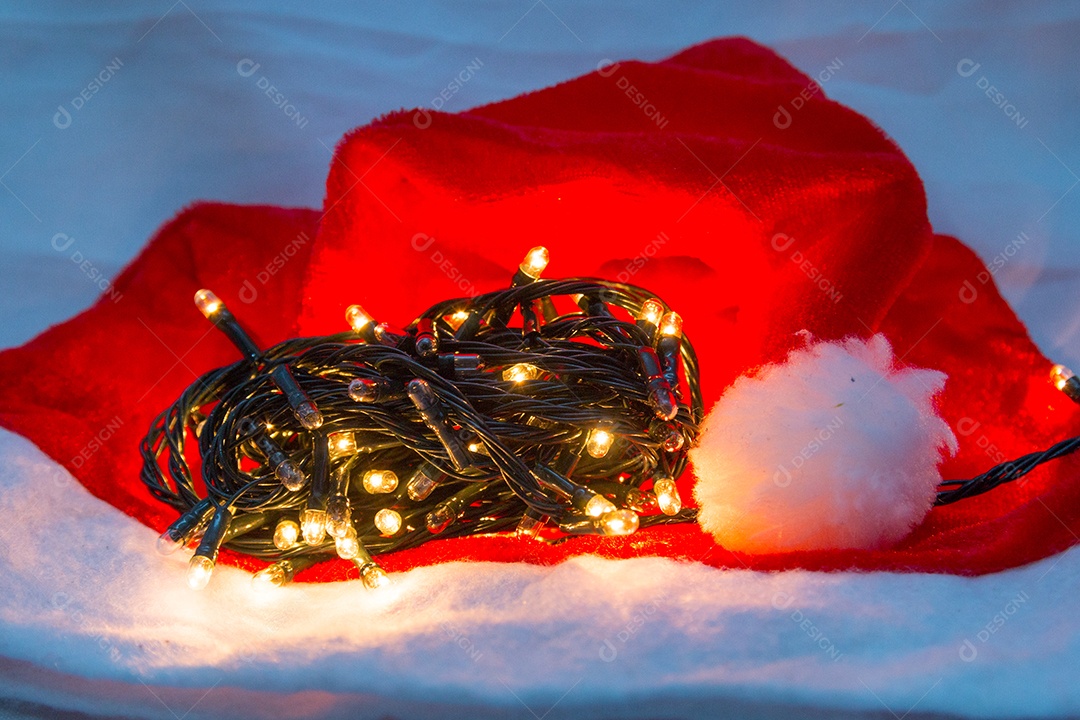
<box><xmin>690</xmin><ymin>334</ymin><xmax>957</xmax><ymax>553</ymax></box>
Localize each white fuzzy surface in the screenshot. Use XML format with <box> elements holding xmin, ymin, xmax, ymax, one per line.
<box><xmin>692</xmin><ymin>335</ymin><xmax>958</xmax><ymax>553</ymax></box>
<box><xmin>0</xmin><ymin>425</ymin><xmax>1079</xmax><ymax>720</ymax></box>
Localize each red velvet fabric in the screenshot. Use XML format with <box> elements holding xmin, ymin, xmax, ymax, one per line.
<box><xmin>0</xmin><ymin>38</ymin><xmax>1077</xmax><ymax>581</ymax></box>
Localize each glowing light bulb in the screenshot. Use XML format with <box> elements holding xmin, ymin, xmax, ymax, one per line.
<box><xmin>183</xmin><ymin>505</ymin><xmax>231</xmax><ymax>590</ymax></box>
<box><xmin>653</xmin><ymin>477</ymin><xmax>682</xmax><ymax>516</ymax></box>
<box><xmin>1050</xmin><ymin>363</ymin><xmax>1080</xmax><ymax>403</ymax></box>
<box><xmin>659</xmin><ymin>311</ymin><xmax>683</xmax><ymax>338</ymax></box>
<box><xmin>187</xmin><ymin>555</ymin><xmax>215</xmax><ymax>590</ymax></box>
<box><xmin>586</xmin><ymin>428</ymin><xmax>614</xmax><ymax>458</ymax></box>
<box><xmin>534</xmin><ymin>464</ymin><xmax>613</xmax><ymax>519</ymax></box>
<box><xmin>375</xmin><ymin>508</ymin><xmax>402</xmax><ymax>536</ymax></box>
<box><xmin>192</xmin><ymin>289</ymin><xmax>262</xmax><ymax>360</ymax></box>
<box><xmin>325</xmin><ymin>495</ymin><xmax>352</xmax><ymax>538</ymax></box>
<box><xmin>301</xmin><ymin>508</ymin><xmax>327</xmax><ymax>545</ymax></box>
<box><xmin>357</xmin><ymin>561</ymin><xmax>389</xmax><ymax>590</ymax></box>
<box><xmin>328</xmin><ymin>431</ymin><xmax>357</xmax><ymax>458</ymax></box>
<box><xmin>584</xmin><ymin>493</ymin><xmax>617</xmax><ymax>518</ymax></box>
<box><xmin>156</xmin><ymin>530</ymin><xmax>185</xmax><ymax>556</ymax></box>
<box><xmin>447</xmin><ymin>310</ymin><xmax>470</xmax><ymax>330</ymax></box>
<box><xmin>1051</xmin><ymin>364</ymin><xmax>1075</xmax><ymax>391</ymax></box>
<box><xmin>335</xmin><ymin>528</ymin><xmax>361</xmax><ymax>560</ymax></box>
<box><xmin>601</xmin><ymin>509</ymin><xmax>639</xmax><ymax>536</ymax></box>
<box><xmin>503</xmin><ymin>363</ymin><xmax>541</xmax><ymax>383</ymax></box>
<box><xmin>362</xmin><ymin>469</ymin><xmax>398</xmax><ymax>494</ymax></box>
<box><xmin>193</xmin><ymin>289</ymin><xmax>222</xmax><ymax>318</ymax></box>
<box><xmin>519</xmin><ymin>246</ymin><xmax>549</xmax><ymax>279</ymax></box>
<box><xmin>251</xmin><ymin>563</ymin><xmax>287</xmax><ymax>592</ymax></box>
<box><xmin>272</xmin><ymin>519</ymin><xmax>300</xmax><ymax>550</ymax></box>
<box><xmin>345</xmin><ymin>304</ymin><xmax>373</xmax><ymax>332</ymax></box>
<box><xmin>638</xmin><ymin>298</ymin><xmax>664</xmax><ymax>327</ymax></box>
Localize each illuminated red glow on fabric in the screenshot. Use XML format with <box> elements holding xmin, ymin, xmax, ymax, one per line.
<box><xmin>0</xmin><ymin>38</ymin><xmax>1077</xmax><ymax>581</ymax></box>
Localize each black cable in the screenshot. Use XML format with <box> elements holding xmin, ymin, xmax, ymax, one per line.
<box><xmin>144</xmin><ymin>273</ymin><xmax>1080</xmax><ymax>586</ymax></box>
<box><xmin>936</xmin><ymin>435</ymin><xmax>1080</xmax><ymax>505</ymax></box>
<box><xmin>142</xmin><ymin>278</ymin><xmax>703</xmax><ymax>574</ymax></box>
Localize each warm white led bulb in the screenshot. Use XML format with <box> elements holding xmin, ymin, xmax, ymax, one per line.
<box><xmin>328</xmin><ymin>431</ymin><xmax>357</xmax><ymax>458</ymax></box>
<box><xmin>584</xmin><ymin>493</ymin><xmax>617</xmax><ymax>519</ymax></box>
<box><xmin>447</xmin><ymin>310</ymin><xmax>470</xmax><ymax>330</ymax></box>
<box><xmin>362</xmin><ymin>469</ymin><xmax>398</xmax><ymax>494</ymax></box>
<box><xmin>359</xmin><ymin>562</ymin><xmax>390</xmax><ymax>590</ymax></box>
<box><xmin>193</xmin><ymin>289</ymin><xmax>222</xmax><ymax>319</ymax></box>
<box><xmin>251</xmin><ymin>563</ymin><xmax>287</xmax><ymax>592</ymax></box>
<box><xmin>345</xmin><ymin>304</ymin><xmax>373</xmax><ymax>332</ymax></box>
<box><xmin>335</xmin><ymin>528</ymin><xmax>361</xmax><ymax>560</ymax></box>
<box><xmin>187</xmin><ymin>555</ymin><xmax>215</xmax><ymax>590</ymax></box>
<box><xmin>1051</xmin><ymin>364</ymin><xmax>1075</xmax><ymax>391</ymax></box>
<box><xmin>600</xmin><ymin>509</ymin><xmax>639</xmax><ymax>536</ymax></box>
<box><xmin>638</xmin><ymin>298</ymin><xmax>664</xmax><ymax>327</ymax></box>
<box><xmin>653</xmin><ymin>477</ymin><xmax>682</xmax><ymax>516</ymax></box>
<box><xmin>502</xmin><ymin>363</ymin><xmax>541</xmax><ymax>383</ymax></box>
<box><xmin>374</xmin><ymin>508</ymin><xmax>402</xmax><ymax>536</ymax></box>
<box><xmin>301</xmin><ymin>508</ymin><xmax>327</xmax><ymax>545</ymax></box>
<box><xmin>273</xmin><ymin>519</ymin><xmax>300</xmax><ymax>550</ymax></box>
<box><xmin>659</xmin><ymin>311</ymin><xmax>683</xmax><ymax>338</ymax></box>
<box><xmin>519</xmin><ymin>246</ymin><xmax>549</xmax><ymax>279</ymax></box>
<box><xmin>586</xmin><ymin>428</ymin><xmax>614</xmax><ymax>458</ymax></box>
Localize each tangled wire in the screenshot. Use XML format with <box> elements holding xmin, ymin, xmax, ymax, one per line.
<box><xmin>142</xmin><ymin>254</ymin><xmax>703</xmax><ymax>590</ymax></box>
<box><xmin>141</xmin><ymin>248</ymin><xmax>1080</xmax><ymax>591</ymax></box>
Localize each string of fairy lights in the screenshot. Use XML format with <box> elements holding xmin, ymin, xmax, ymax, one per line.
<box><xmin>140</xmin><ymin>245</ymin><xmax>1080</xmax><ymax>592</ymax></box>
<box><xmin>142</xmin><ymin>247</ymin><xmax>703</xmax><ymax>591</ymax></box>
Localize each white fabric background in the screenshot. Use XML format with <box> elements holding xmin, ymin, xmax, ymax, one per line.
<box><xmin>0</xmin><ymin>2</ymin><xmax>1077</xmax><ymax>718</ymax></box>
